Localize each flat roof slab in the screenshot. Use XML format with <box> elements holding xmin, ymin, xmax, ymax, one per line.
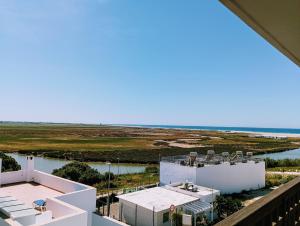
<box><xmin>118</xmin><ymin>187</ymin><xmax>198</xmax><ymax>212</ymax></box>
<box><xmin>0</xmin><ymin>183</ymin><xmax>63</xmax><ymax>206</ymax></box>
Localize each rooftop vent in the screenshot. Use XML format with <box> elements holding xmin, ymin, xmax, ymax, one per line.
<box><xmin>206</xmin><ymin>150</ymin><xmax>215</xmax><ymax>161</ymax></box>
<box><xmin>189</xmin><ymin>152</ymin><xmax>197</xmax><ymax>166</ymax></box>
<box><xmin>246</xmin><ymin>152</ymin><xmax>253</xmax><ymax>157</ymax></box>
<box><xmin>197</xmin><ymin>163</ymin><xmax>204</xmax><ymax>168</ymax></box>
<box><xmin>236</xmin><ymin>151</ymin><xmax>243</xmax><ymax>158</ymax></box>
<box><xmin>222</xmin><ymin>152</ymin><xmax>229</xmax><ymax>157</ymax></box>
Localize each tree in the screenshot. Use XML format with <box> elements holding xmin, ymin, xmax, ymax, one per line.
<box><xmin>215</xmin><ymin>195</ymin><xmax>242</xmax><ymax>218</ymax></box>
<box><xmin>0</xmin><ymin>152</ymin><xmax>21</xmax><ymax>172</ymax></box>
<box><xmin>52</xmin><ymin>161</ymin><xmax>103</xmax><ymax>186</ymax></box>
<box><xmin>104</xmin><ymin>172</ymin><xmax>115</xmax><ymax>180</ymax></box>
<box><xmin>79</xmin><ymin>168</ymin><xmax>104</xmax><ymax>185</ymax></box>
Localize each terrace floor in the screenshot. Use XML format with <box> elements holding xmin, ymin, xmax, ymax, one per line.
<box><xmin>0</xmin><ymin>182</ymin><xmax>63</xmax><ymax>206</ymax></box>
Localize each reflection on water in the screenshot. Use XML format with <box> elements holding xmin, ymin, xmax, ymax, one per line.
<box><xmin>256</xmin><ymin>148</ymin><xmax>300</xmax><ymax>160</ymax></box>
<box><xmin>6</xmin><ymin>153</ymin><xmax>146</xmax><ymax>175</ymax></box>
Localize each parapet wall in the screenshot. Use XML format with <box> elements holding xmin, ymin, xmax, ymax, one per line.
<box><xmin>32</xmin><ymin>170</ymin><xmax>88</xmax><ymax>193</ymax></box>
<box><xmin>160</xmin><ymin>161</ymin><xmax>265</xmax><ymax>194</ymax></box>
<box><xmin>92</xmin><ymin>214</ymin><xmax>129</xmax><ymax>226</ymax></box>
<box><xmin>195</xmin><ymin>161</ymin><xmax>265</xmax><ymax>194</ymax></box>
<box><xmin>1</xmin><ymin>170</ymin><xmax>27</xmax><ymax>185</ymax></box>
<box><xmin>32</xmin><ymin>170</ymin><xmax>96</xmax><ymax>226</ymax></box>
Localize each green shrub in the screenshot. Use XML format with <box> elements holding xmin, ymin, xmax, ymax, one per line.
<box><xmin>265</xmin><ymin>158</ymin><xmax>300</xmax><ymax>168</ymax></box>
<box><xmin>265</xmin><ymin>174</ymin><xmax>296</xmax><ymax>188</ymax></box>
<box><xmin>52</xmin><ymin>161</ymin><xmax>103</xmax><ymax>186</ymax></box>
<box><xmin>0</xmin><ymin>152</ymin><xmax>21</xmax><ymax>172</ymax></box>
<box><xmin>104</xmin><ymin>172</ymin><xmax>115</xmax><ymax>180</ymax></box>
<box><xmin>215</xmin><ymin>195</ymin><xmax>242</xmax><ymax>218</ymax></box>
<box><xmin>79</xmin><ymin>168</ymin><xmax>104</xmax><ymax>185</ymax></box>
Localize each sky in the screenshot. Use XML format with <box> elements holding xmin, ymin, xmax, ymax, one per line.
<box><xmin>0</xmin><ymin>0</ymin><xmax>299</xmax><ymax>128</ymax></box>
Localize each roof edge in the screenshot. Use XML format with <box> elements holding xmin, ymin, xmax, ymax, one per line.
<box><xmin>220</xmin><ymin>0</ymin><xmax>300</xmax><ymax>67</ymax></box>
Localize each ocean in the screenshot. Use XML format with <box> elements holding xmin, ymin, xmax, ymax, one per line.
<box><xmin>116</xmin><ymin>124</ymin><xmax>300</xmax><ymax>135</ymax></box>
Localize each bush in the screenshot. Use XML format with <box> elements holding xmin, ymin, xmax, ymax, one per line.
<box><xmin>0</xmin><ymin>152</ymin><xmax>21</xmax><ymax>172</ymax></box>
<box><xmin>52</xmin><ymin>161</ymin><xmax>103</xmax><ymax>186</ymax></box>
<box><xmin>265</xmin><ymin>158</ymin><xmax>300</xmax><ymax>168</ymax></box>
<box><xmin>79</xmin><ymin>168</ymin><xmax>104</xmax><ymax>185</ymax></box>
<box><xmin>265</xmin><ymin>174</ymin><xmax>296</xmax><ymax>188</ymax></box>
<box><xmin>104</xmin><ymin>172</ymin><xmax>115</xmax><ymax>180</ymax></box>
<box><xmin>96</xmin><ymin>181</ymin><xmax>117</xmax><ymax>190</ymax></box>
<box><xmin>215</xmin><ymin>195</ymin><xmax>242</xmax><ymax>218</ymax></box>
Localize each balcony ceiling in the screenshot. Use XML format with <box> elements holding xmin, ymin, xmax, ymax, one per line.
<box><xmin>220</xmin><ymin>0</ymin><xmax>300</xmax><ymax>67</ymax></box>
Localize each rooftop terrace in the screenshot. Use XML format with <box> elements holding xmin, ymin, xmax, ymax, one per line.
<box><xmin>1</xmin><ymin>182</ymin><xmax>63</xmax><ymax>207</ymax></box>
<box><xmin>0</xmin><ymin>156</ymin><xmax>96</xmax><ymax>226</ymax></box>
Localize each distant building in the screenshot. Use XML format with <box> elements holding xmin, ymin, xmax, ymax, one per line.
<box><xmin>117</xmin><ymin>184</ymin><xmax>220</xmax><ymax>226</ymax></box>
<box><xmin>160</xmin><ymin>151</ymin><xmax>265</xmax><ymax>194</ymax></box>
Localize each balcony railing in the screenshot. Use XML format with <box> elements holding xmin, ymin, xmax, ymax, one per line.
<box><xmin>215</xmin><ymin>176</ymin><xmax>300</xmax><ymax>226</ymax></box>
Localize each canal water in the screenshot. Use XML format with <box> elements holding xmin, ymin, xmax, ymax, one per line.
<box><xmin>6</xmin><ymin>153</ymin><xmax>146</xmax><ymax>175</ymax></box>
<box><xmin>256</xmin><ymin>148</ymin><xmax>300</xmax><ymax>160</ymax></box>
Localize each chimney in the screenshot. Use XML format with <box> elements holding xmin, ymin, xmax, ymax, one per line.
<box><xmin>26</xmin><ymin>156</ymin><xmax>34</xmax><ymax>182</ymax></box>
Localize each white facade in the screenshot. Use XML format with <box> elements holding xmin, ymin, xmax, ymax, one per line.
<box><xmin>160</xmin><ymin>160</ymin><xmax>265</xmax><ymax>194</ymax></box>
<box><xmin>0</xmin><ymin>156</ymin><xmax>127</xmax><ymax>226</ymax></box>
<box><xmin>118</xmin><ymin>186</ymin><xmax>217</xmax><ymax>226</ymax></box>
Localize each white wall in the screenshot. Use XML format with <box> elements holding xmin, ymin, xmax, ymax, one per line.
<box><xmin>160</xmin><ymin>162</ymin><xmax>196</xmax><ymax>185</ymax></box>
<box><xmin>35</xmin><ymin>211</ymin><xmax>53</xmax><ymax>225</ymax></box>
<box><xmin>92</xmin><ymin>214</ymin><xmax>129</xmax><ymax>226</ymax></box>
<box><xmin>119</xmin><ymin>199</ymin><xmax>155</xmax><ymax>226</ymax></box>
<box><xmin>38</xmin><ymin>212</ymin><xmax>87</xmax><ymax>226</ymax></box>
<box><xmin>118</xmin><ymin>200</ymin><xmax>137</xmax><ymax>226</ymax></box>
<box><xmin>14</xmin><ymin>215</ymin><xmax>36</xmax><ymax>226</ymax></box>
<box><xmin>56</xmin><ymin>188</ymin><xmax>96</xmax><ymax>226</ymax></box>
<box><xmin>46</xmin><ymin>198</ymin><xmax>79</xmax><ymax>219</ymax></box>
<box><xmin>119</xmin><ymin>199</ymin><xmax>170</xmax><ymax>226</ymax></box>
<box><xmin>0</xmin><ymin>165</ymin><xmax>96</xmax><ymax>226</ymax></box>
<box><xmin>160</xmin><ymin>161</ymin><xmax>265</xmax><ymax>194</ymax></box>
<box><xmin>195</xmin><ymin>161</ymin><xmax>265</xmax><ymax>194</ymax></box>
<box><xmin>32</xmin><ymin>170</ymin><xmax>87</xmax><ymax>193</ymax></box>
<box><xmin>32</xmin><ymin>198</ymin><xmax>88</xmax><ymax>226</ymax></box>
<box><xmin>1</xmin><ymin>170</ymin><xmax>26</xmax><ymax>185</ymax></box>
<box><xmin>32</xmin><ymin>170</ymin><xmax>96</xmax><ymax>226</ymax></box>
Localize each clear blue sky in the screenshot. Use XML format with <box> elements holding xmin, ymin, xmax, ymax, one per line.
<box><xmin>0</xmin><ymin>0</ymin><xmax>299</xmax><ymax>128</ymax></box>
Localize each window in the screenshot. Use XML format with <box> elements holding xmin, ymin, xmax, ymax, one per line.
<box><xmin>163</xmin><ymin>212</ymin><xmax>169</xmax><ymax>223</ymax></box>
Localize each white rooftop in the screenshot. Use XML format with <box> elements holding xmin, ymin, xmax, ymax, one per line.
<box><xmin>117</xmin><ymin>187</ymin><xmax>198</xmax><ymax>212</ymax></box>
<box><xmin>0</xmin><ymin>183</ymin><xmax>63</xmax><ymax>207</ymax></box>
<box><xmin>165</xmin><ymin>183</ymin><xmax>219</xmax><ymax>196</ymax></box>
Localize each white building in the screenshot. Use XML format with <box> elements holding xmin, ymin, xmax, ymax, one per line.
<box><xmin>0</xmin><ymin>156</ymin><xmax>128</xmax><ymax>226</ymax></box>
<box><xmin>160</xmin><ymin>151</ymin><xmax>265</xmax><ymax>194</ymax></box>
<box><xmin>117</xmin><ymin>184</ymin><xmax>220</xmax><ymax>226</ymax></box>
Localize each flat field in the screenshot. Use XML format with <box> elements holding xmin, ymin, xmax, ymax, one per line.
<box><xmin>0</xmin><ymin>122</ymin><xmax>300</xmax><ymax>163</ymax></box>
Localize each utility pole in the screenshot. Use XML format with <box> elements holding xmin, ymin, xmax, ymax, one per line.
<box><xmin>117</xmin><ymin>157</ymin><xmax>120</xmax><ymax>179</ymax></box>
<box><xmin>106</xmin><ymin>161</ymin><xmax>111</xmax><ymax>216</ymax></box>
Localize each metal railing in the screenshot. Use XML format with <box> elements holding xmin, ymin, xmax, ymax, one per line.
<box><xmin>215</xmin><ymin>176</ymin><xmax>300</xmax><ymax>226</ymax></box>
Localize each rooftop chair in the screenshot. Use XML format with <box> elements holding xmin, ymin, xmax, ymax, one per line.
<box><xmin>32</xmin><ymin>200</ymin><xmax>46</xmax><ymax>212</ymax></box>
